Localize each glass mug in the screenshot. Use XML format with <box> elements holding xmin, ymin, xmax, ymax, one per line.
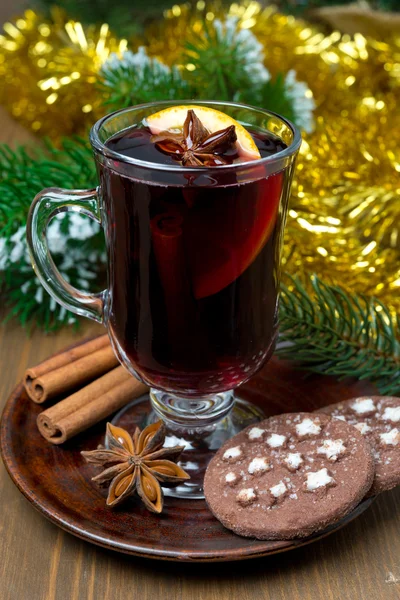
<box><xmin>27</xmin><ymin>101</ymin><xmax>301</xmax><ymax>497</ymax></box>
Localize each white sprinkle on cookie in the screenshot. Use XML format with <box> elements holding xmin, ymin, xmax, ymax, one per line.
<box><xmin>236</xmin><ymin>488</ymin><xmax>257</xmax><ymax>506</ymax></box>
<box><xmin>248</xmin><ymin>457</ymin><xmax>271</xmax><ymax>475</ymax></box>
<box><xmin>380</xmin><ymin>428</ymin><xmax>400</xmax><ymax>447</ymax></box>
<box><xmin>225</xmin><ymin>472</ymin><xmax>240</xmax><ymax>486</ymax></box>
<box><xmin>317</xmin><ymin>439</ymin><xmax>346</xmax><ymax>462</ymax></box>
<box><xmin>354</xmin><ymin>422</ymin><xmax>372</xmax><ymax>435</ymax></box>
<box><xmin>296</xmin><ymin>418</ymin><xmax>321</xmax><ymax>438</ymax></box>
<box><xmin>350</xmin><ymin>398</ymin><xmax>376</xmax><ymax>415</ymax></box>
<box><xmin>222</xmin><ymin>446</ymin><xmax>242</xmax><ymax>462</ymax></box>
<box><xmin>381</xmin><ymin>407</ymin><xmax>400</xmax><ymax>423</ymax></box>
<box><xmin>266</xmin><ymin>433</ymin><xmax>287</xmax><ymax>448</ymax></box>
<box><xmin>305</xmin><ymin>468</ymin><xmax>335</xmax><ymax>492</ymax></box>
<box><xmin>284</xmin><ymin>452</ymin><xmax>304</xmax><ymax>472</ymax></box>
<box><xmin>270</xmin><ymin>481</ymin><xmax>288</xmax><ymax>499</ymax></box>
<box><xmin>247</xmin><ymin>427</ymin><xmax>265</xmax><ymax>441</ymax></box>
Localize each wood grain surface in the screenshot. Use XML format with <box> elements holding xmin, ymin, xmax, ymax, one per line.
<box><xmin>1</xmin><ymin>107</ymin><xmax>400</xmax><ymax>600</ymax></box>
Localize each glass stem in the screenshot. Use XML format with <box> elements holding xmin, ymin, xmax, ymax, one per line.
<box><xmin>150</xmin><ymin>388</ymin><xmax>234</xmax><ymax>434</ymax></box>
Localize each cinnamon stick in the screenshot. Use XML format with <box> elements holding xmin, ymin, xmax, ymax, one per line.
<box><xmin>24</xmin><ymin>335</ymin><xmax>118</xmax><ymax>403</ymax></box>
<box><xmin>37</xmin><ymin>366</ymin><xmax>148</xmax><ymax>445</ymax></box>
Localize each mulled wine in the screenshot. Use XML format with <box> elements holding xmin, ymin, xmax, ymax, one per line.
<box><xmin>101</xmin><ymin>119</ymin><xmax>288</xmax><ymax>396</ymax></box>
<box><xmin>28</xmin><ymin>101</ymin><xmax>301</xmax><ymax>499</ymax></box>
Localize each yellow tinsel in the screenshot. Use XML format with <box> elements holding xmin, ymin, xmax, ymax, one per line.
<box><xmin>0</xmin><ymin>8</ymin><xmax>127</xmax><ymax>138</ymax></box>
<box><xmin>0</xmin><ymin>2</ymin><xmax>399</xmax><ymax>311</ymax></box>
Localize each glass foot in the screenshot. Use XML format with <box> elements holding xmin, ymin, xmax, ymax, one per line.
<box><xmin>110</xmin><ymin>394</ymin><xmax>264</xmax><ymax>499</ymax></box>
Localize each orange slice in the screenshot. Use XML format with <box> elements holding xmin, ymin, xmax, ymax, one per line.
<box><xmin>184</xmin><ymin>172</ymin><xmax>283</xmax><ymax>298</ymax></box>
<box><xmin>146</xmin><ymin>105</ymin><xmax>261</xmax><ymax>161</ymax></box>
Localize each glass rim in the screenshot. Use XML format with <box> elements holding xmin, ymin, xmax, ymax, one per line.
<box><xmin>89</xmin><ymin>100</ymin><xmax>302</xmax><ymax>173</ymax></box>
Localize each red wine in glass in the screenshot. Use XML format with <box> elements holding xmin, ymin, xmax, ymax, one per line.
<box><xmin>101</xmin><ymin>125</ymin><xmax>287</xmax><ymax>397</ymax></box>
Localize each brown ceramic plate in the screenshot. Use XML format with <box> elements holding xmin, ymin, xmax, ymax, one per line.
<box><xmin>0</xmin><ymin>353</ymin><xmax>376</xmax><ymax>562</ymax></box>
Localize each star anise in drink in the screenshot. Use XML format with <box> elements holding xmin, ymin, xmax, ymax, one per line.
<box><xmin>151</xmin><ymin>109</ymin><xmax>237</xmax><ymax>166</ymax></box>
<box><xmin>81</xmin><ymin>421</ymin><xmax>190</xmax><ymax>512</ymax></box>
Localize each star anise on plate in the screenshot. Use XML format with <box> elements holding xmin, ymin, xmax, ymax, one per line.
<box><xmin>81</xmin><ymin>421</ymin><xmax>190</xmax><ymax>513</ymax></box>
<box><xmin>151</xmin><ymin>109</ymin><xmax>237</xmax><ymax>166</ymax></box>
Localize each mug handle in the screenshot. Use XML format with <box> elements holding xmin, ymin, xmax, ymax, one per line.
<box><xmin>26</xmin><ymin>187</ymin><xmax>106</xmax><ymax>323</ymax></box>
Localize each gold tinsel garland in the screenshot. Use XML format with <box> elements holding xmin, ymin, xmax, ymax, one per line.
<box><xmin>0</xmin><ymin>8</ymin><xmax>127</xmax><ymax>138</ymax></box>
<box><xmin>0</xmin><ymin>2</ymin><xmax>399</xmax><ymax>311</ymax></box>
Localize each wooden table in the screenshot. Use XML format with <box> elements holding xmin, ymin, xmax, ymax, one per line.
<box><xmin>1</xmin><ymin>110</ymin><xmax>400</xmax><ymax>600</ymax></box>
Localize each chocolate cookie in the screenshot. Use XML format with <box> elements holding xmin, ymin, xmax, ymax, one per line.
<box><xmin>204</xmin><ymin>412</ymin><xmax>374</xmax><ymax>540</ymax></box>
<box><xmin>318</xmin><ymin>396</ymin><xmax>400</xmax><ymax>495</ymax></box>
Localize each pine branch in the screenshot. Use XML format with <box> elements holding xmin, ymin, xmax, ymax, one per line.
<box><xmin>180</xmin><ymin>17</ymin><xmax>315</xmax><ymax>131</ymax></box>
<box><xmin>183</xmin><ymin>16</ymin><xmax>270</xmax><ymax>102</ymax></box>
<box><xmin>0</xmin><ymin>139</ymin><xmax>103</xmax><ymax>331</ymax></box>
<box><xmin>0</xmin><ymin>138</ymin><xmax>97</xmax><ymax>223</ymax></box>
<box><xmin>2</xmin><ymin>262</ymin><xmax>78</xmax><ymax>332</ymax></box>
<box><xmin>278</xmin><ymin>275</ymin><xmax>400</xmax><ymax>396</ymax></box>
<box><xmin>99</xmin><ymin>48</ymin><xmax>192</xmax><ymax>112</ymax></box>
